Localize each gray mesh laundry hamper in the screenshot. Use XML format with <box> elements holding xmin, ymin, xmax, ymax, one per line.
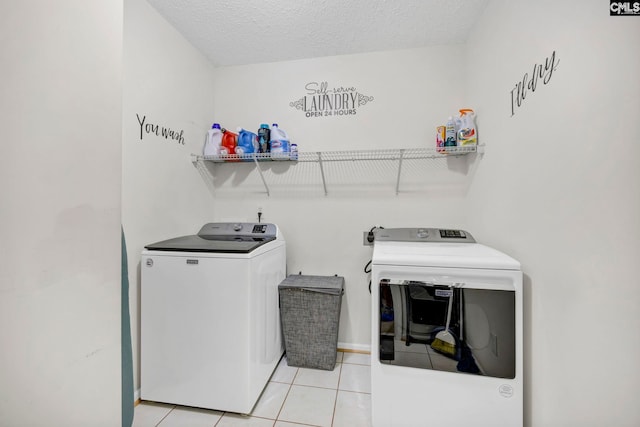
<box><xmin>278</xmin><ymin>274</ymin><xmax>345</xmax><ymax>370</ymax></box>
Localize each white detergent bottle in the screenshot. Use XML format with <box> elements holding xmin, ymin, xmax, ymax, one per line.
<box><xmin>203</xmin><ymin>123</ymin><xmax>223</xmax><ymax>157</ymax></box>
<box><xmin>270</xmin><ymin>123</ymin><xmax>290</xmax><ymax>160</ymax></box>
<box><xmin>444</xmin><ymin>116</ymin><xmax>457</xmax><ymax>150</ymax></box>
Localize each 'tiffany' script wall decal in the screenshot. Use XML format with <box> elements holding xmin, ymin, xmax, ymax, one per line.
<box><xmin>510</xmin><ymin>51</ymin><xmax>559</xmax><ymax>117</ymax></box>
<box><xmin>290</xmin><ymin>81</ymin><xmax>375</xmax><ymax>118</ymax></box>
<box><xmin>136</xmin><ymin>114</ymin><xmax>185</xmax><ymax>145</ymax></box>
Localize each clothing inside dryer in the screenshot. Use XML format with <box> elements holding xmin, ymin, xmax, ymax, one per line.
<box><xmin>379</xmin><ymin>279</ymin><xmax>516</xmax><ymax>379</ymax></box>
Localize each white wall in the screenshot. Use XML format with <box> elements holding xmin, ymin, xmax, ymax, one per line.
<box><xmin>122</xmin><ymin>0</ymin><xmax>216</xmax><ymax>395</ymax></box>
<box><xmin>466</xmin><ymin>1</ymin><xmax>640</xmax><ymax>426</ymax></box>
<box><xmin>211</xmin><ymin>46</ymin><xmax>473</xmax><ymax>348</ymax></box>
<box><xmin>0</xmin><ymin>1</ymin><xmax>123</xmax><ymax>426</ymax></box>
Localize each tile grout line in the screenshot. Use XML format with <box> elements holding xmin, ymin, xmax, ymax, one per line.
<box><xmin>153</xmin><ymin>405</ymin><xmax>176</xmax><ymax>427</ymax></box>
<box><xmin>279</xmin><ymin>359</ymin><xmax>342</xmax><ymax>427</ymax></box>
<box><xmin>273</xmin><ymin>364</ymin><xmax>299</xmax><ymax>423</ymax></box>
<box><xmin>330</xmin><ymin>362</ymin><xmax>344</xmax><ymax>427</ymax></box>
<box><xmin>212</xmin><ymin>410</ymin><xmax>224</xmax><ymax>427</ymax></box>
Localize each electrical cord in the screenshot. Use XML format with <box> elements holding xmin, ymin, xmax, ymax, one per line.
<box><xmin>364</xmin><ymin>260</ymin><xmax>372</xmax><ymax>293</ymax></box>
<box><xmin>364</xmin><ymin>226</ymin><xmax>384</xmax><ymax>294</ymax></box>
<box><xmin>366</xmin><ymin>226</ymin><xmax>377</xmax><ymax>244</ymax></box>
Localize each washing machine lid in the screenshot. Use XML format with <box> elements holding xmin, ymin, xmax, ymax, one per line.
<box><xmin>372</xmin><ymin>229</ymin><xmax>520</xmax><ymax>271</ymax></box>
<box><xmin>144</xmin><ymin>222</ymin><xmax>278</xmax><ymax>254</ymax></box>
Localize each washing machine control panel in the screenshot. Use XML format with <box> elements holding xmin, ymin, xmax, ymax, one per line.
<box><xmin>439</xmin><ymin>229</ymin><xmax>468</xmax><ymax>239</ymax></box>
<box><xmin>375</xmin><ymin>228</ymin><xmax>476</xmax><ymax>243</ymax></box>
<box><xmin>252</xmin><ymin>224</ymin><xmax>268</xmax><ymax>234</ymax></box>
<box><xmin>198</xmin><ymin>222</ymin><xmax>278</xmax><ymax>238</ymax></box>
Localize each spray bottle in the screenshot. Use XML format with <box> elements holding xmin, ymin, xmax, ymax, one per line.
<box><xmin>457</xmin><ymin>109</ymin><xmax>477</xmax><ymax>146</ymax></box>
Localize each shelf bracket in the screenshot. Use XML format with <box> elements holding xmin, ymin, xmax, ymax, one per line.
<box><xmin>252</xmin><ymin>155</ymin><xmax>270</xmax><ymax>196</ymax></box>
<box><xmin>395</xmin><ymin>149</ymin><xmax>405</xmax><ymax>195</ymax></box>
<box><xmin>318</xmin><ymin>152</ymin><xmax>327</xmax><ymax>196</ymax></box>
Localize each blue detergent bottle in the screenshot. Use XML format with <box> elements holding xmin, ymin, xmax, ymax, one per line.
<box><xmin>235</xmin><ymin>128</ymin><xmax>257</xmax><ymax>159</ymax></box>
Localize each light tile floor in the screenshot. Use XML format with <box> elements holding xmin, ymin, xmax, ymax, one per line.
<box><xmin>134</xmin><ymin>351</ymin><xmax>371</xmax><ymax>427</ymax></box>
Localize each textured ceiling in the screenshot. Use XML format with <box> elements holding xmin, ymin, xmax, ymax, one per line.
<box><xmin>145</xmin><ymin>0</ymin><xmax>489</xmax><ymax>67</ymax></box>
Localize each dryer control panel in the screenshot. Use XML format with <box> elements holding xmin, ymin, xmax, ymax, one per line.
<box><xmin>375</xmin><ymin>228</ymin><xmax>476</xmax><ymax>243</ymax></box>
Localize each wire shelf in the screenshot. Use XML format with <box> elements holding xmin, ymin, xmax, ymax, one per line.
<box><xmin>191</xmin><ymin>145</ymin><xmax>481</xmax><ymax>196</ymax></box>
<box><xmin>194</xmin><ymin>146</ymin><xmax>477</xmax><ymax>163</ymax></box>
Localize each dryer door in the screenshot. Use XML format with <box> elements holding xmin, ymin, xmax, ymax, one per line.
<box><xmin>378</xmin><ymin>278</ymin><xmax>516</xmax><ymax>379</ymax></box>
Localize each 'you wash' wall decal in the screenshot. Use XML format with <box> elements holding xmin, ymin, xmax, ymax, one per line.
<box><xmin>510</xmin><ymin>50</ymin><xmax>559</xmax><ymax>116</ymax></box>
<box><xmin>290</xmin><ymin>81</ymin><xmax>375</xmax><ymax>118</ymax></box>
<box><xmin>136</xmin><ymin>114</ymin><xmax>185</xmax><ymax>145</ymax></box>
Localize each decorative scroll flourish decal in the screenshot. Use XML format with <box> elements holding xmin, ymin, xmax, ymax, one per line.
<box><xmin>290</xmin><ymin>98</ymin><xmax>305</xmax><ymax>111</ymax></box>
<box><xmin>510</xmin><ymin>50</ymin><xmax>559</xmax><ymax>117</ymax></box>
<box><xmin>358</xmin><ymin>93</ymin><xmax>375</xmax><ymax>107</ymax></box>
<box><xmin>289</xmin><ymin>81</ymin><xmax>375</xmax><ymax>118</ymax></box>
<box><xmin>136</xmin><ymin>113</ymin><xmax>185</xmax><ymax>145</ymax></box>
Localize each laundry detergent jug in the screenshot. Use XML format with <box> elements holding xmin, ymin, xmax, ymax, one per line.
<box><xmin>236</xmin><ymin>129</ymin><xmax>257</xmax><ymax>160</ymax></box>
<box><xmin>220</xmin><ymin>129</ymin><xmax>238</xmax><ymax>161</ymax></box>
<box><xmin>203</xmin><ymin>123</ymin><xmax>222</xmax><ymax>157</ymax></box>
<box><xmin>270</xmin><ymin>123</ymin><xmax>290</xmax><ymax>160</ymax></box>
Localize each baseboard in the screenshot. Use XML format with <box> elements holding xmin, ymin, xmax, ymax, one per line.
<box><xmin>337</xmin><ymin>342</ymin><xmax>371</xmax><ymax>353</ymax></box>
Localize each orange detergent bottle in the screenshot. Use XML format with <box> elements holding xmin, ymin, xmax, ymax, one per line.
<box><xmin>220</xmin><ymin>129</ymin><xmax>238</xmax><ymax>161</ymax></box>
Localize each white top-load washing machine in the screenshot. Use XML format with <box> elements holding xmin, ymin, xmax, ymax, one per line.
<box><xmin>371</xmin><ymin>228</ymin><xmax>522</xmax><ymax>427</ymax></box>
<box><xmin>141</xmin><ymin>223</ymin><xmax>286</xmax><ymax>414</ymax></box>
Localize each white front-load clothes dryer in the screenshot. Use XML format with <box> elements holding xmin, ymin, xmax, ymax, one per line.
<box><xmin>140</xmin><ymin>223</ymin><xmax>285</xmax><ymax>414</ymax></box>
<box><xmin>371</xmin><ymin>228</ymin><xmax>523</xmax><ymax>427</ymax></box>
